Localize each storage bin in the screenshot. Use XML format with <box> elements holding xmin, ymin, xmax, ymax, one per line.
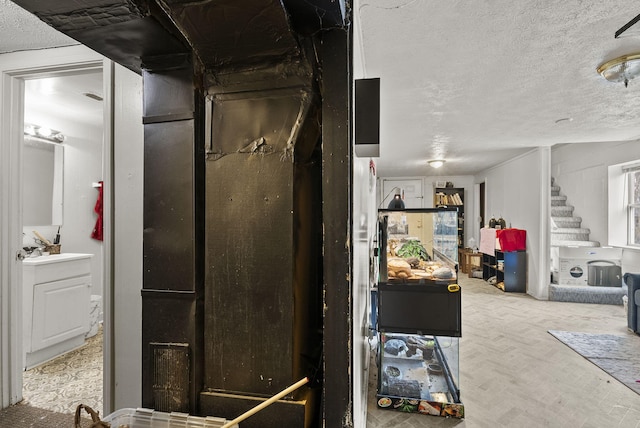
<box><xmin>102</xmin><ymin>408</ymin><xmax>237</xmax><ymax>428</ymax></box>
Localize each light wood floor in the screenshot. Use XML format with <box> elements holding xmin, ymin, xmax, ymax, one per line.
<box><xmin>366</xmin><ymin>275</ymin><xmax>640</xmax><ymax>427</ymax></box>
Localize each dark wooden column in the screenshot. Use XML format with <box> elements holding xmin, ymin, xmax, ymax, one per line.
<box><xmin>140</xmin><ymin>54</ymin><xmax>205</xmax><ymax>415</ymax></box>
<box><xmin>320</xmin><ymin>26</ymin><xmax>353</xmax><ymax>427</ymax></box>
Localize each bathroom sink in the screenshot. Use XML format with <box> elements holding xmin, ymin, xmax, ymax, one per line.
<box><xmin>22</xmin><ymin>253</ymin><xmax>93</xmax><ymax>265</ymax></box>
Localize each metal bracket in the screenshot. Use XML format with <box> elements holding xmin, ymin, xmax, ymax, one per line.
<box><xmin>615</xmin><ymin>13</ymin><xmax>640</xmax><ymax>38</ymax></box>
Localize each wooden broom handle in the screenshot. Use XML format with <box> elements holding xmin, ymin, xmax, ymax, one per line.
<box><xmin>220</xmin><ymin>377</ymin><xmax>309</xmax><ymax>428</ymax></box>
<box><xmin>33</xmin><ymin>230</ymin><xmax>52</xmax><ymax>246</ymax></box>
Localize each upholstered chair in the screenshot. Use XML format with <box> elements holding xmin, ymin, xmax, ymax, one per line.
<box><xmin>624</xmin><ymin>272</ymin><xmax>640</xmax><ymax>334</ymax></box>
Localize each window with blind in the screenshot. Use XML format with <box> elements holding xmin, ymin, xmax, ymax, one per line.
<box><xmin>627</xmin><ymin>166</ymin><xmax>640</xmax><ymax>246</ymax></box>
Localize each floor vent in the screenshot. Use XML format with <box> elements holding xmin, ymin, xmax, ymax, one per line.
<box><xmin>151</xmin><ymin>342</ymin><xmax>190</xmax><ymax>413</ymax></box>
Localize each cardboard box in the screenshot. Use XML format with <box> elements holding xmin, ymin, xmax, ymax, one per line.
<box><xmin>558</xmin><ymin>247</ymin><xmax>622</xmax><ymax>286</ymax></box>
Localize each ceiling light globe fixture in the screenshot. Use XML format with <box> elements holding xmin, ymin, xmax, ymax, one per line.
<box><xmin>428</xmin><ymin>159</ymin><xmax>445</xmax><ymax>168</ymax></box>
<box><xmin>597</xmin><ymin>53</ymin><xmax>640</xmax><ymax>87</ymax></box>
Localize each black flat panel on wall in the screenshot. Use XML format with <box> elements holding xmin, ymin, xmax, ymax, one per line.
<box><xmin>204</xmin><ymin>89</ymin><xmax>321</xmax><ymax>398</ymax></box>
<box><xmin>355</xmin><ymin>77</ymin><xmax>380</xmax><ymax>157</ymax></box>
<box><xmin>143</xmin><ymin>120</ymin><xmax>195</xmax><ymax>291</ymax></box>
<box><xmin>143</xmin><ymin>62</ymin><xmax>194</xmax><ymax>119</ymax></box>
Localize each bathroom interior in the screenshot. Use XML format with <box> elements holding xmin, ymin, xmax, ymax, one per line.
<box><xmin>20</xmin><ymin>67</ymin><xmax>105</xmax><ymax>412</ymax></box>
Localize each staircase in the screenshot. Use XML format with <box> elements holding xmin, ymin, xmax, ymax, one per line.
<box><xmin>550</xmin><ymin>178</ymin><xmax>599</xmax><ymax>247</ymax></box>
<box><xmin>549</xmin><ymin>178</ymin><xmax>625</xmax><ymax>305</ymax></box>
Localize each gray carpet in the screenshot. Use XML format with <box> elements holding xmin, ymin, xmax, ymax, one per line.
<box><xmin>0</xmin><ymin>403</ymin><xmax>93</xmax><ymax>427</ymax></box>
<box><xmin>548</xmin><ymin>330</ymin><xmax>640</xmax><ymax>395</ymax></box>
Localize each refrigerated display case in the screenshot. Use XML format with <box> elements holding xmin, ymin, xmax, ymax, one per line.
<box><xmin>374</xmin><ymin>208</ymin><xmax>464</xmax><ymax>418</ymax></box>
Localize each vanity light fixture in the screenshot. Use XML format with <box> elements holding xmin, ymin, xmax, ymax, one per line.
<box><xmin>428</xmin><ymin>159</ymin><xmax>445</xmax><ymax>169</ymax></box>
<box><xmin>24</xmin><ymin>123</ymin><xmax>65</xmax><ymax>143</ymax></box>
<box><xmin>597</xmin><ymin>53</ymin><xmax>640</xmax><ymax>87</ymax></box>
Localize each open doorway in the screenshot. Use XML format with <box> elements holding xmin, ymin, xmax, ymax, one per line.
<box><xmin>479</xmin><ymin>182</ymin><xmax>485</xmax><ymax>229</ymax></box>
<box><xmin>18</xmin><ymin>66</ymin><xmax>105</xmax><ymax>414</ymax></box>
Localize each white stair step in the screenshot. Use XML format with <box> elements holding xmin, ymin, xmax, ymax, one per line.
<box><xmin>550</xmin><ymin>227</ymin><xmax>590</xmax><ymax>234</ymax></box>
<box><xmin>550</xmin><ymin>240</ymin><xmax>600</xmax><ymax>247</ymax></box>
<box><xmin>551</xmin><ymin>205</ymin><xmax>574</xmax><ymax>216</ymax></box>
<box><xmin>552</xmin><ymin>216</ymin><xmax>582</xmax><ymax>228</ymax></box>
<box><xmin>551</xmin><ymin>231</ymin><xmax>591</xmax><ymax>241</ymax></box>
<box><xmin>551</xmin><ymin>195</ymin><xmax>567</xmax><ymax>206</ymax></box>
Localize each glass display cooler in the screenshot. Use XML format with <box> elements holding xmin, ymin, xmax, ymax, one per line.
<box><xmin>375</xmin><ymin>208</ymin><xmax>464</xmax><ymax>418</ymax></box>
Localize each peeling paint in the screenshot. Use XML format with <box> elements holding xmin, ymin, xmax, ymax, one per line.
<box><xmin>238</xmin><ymin>136</ymin><xmax>273</xmax><ymax>155</ymax></box>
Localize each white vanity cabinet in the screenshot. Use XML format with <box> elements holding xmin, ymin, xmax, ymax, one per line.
<box><xmin>22</xmin><ymin>253</ymin><xmax>93</xmax><ymax>369</ymax></box>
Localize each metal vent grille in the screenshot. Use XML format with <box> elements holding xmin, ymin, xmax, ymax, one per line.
<box><xmin>151</xmin><ymin>342</ymin><xmax>190</xmax><ymax>412</ymax></box>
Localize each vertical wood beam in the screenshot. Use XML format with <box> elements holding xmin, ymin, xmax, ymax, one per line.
<box><xmin>321</xmin><ymin>25</ymin><xmax>353</xmax><ymax>427</ymax></box>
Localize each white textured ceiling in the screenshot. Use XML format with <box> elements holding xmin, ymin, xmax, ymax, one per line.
<box><xmin>3</xmin><ymin>0</ymin><xmax>640</xmax><ymax>177</ymax></box>
<box><xmin>1</xmin><ymin>1</ymin><xmax>102</xmax><ymax>131</ymax></box>
<box><xmin>0</xmin><ymin>0</ymin><xmax>76</xmax><ymax>53</ymax></box>
<box><xmin>356</xmin><ymin>0</ymin><xmax>640</xmax><ymax>176</ymax></box>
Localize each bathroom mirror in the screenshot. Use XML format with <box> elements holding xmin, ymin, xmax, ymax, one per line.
<box><xmin>22</xmin><ymin>136</ymin><xmax>63</xmax><ymax>226</ymax></box>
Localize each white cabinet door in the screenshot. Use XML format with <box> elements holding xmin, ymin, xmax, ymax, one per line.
<box><xmin>31</xmin><ymin>276</ymin><xmax>90</xmax><ymax>352</ymax></box>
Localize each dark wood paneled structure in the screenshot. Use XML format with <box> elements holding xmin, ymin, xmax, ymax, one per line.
<box><xmin>10</xmin><ymin>1</ymin><xmax>353</xmax><ymax>426</ymax></box>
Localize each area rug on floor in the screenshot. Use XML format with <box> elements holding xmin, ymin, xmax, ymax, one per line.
<box><xmin>548</xmin><ymin>330</ymin><xmax>640</xmax><ymax>395</ymax></box>
<box><xmin>0</xmin><ymin>403</ymin><xmax>93</xmax><ymax>428</ymax></box>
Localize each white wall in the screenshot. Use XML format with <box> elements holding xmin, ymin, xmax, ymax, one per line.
<box><xmin>22</xmin><ymin>107</ymin><xmax>104</xmax><ymax>296</ymax></box>
<box><xmin>111</xmin><ymin>62</ymin><xmax>143</xmax><ymax>411</ymax></box>
<box><xmin>377</xmin><ymin>175</ymin><xmax>476</xmax><ymax>252</ymax></box>
<box><xmin>352</xmin><ymin>11</ymin><xmax>372</xmax><ymax>424</ymax></box>
<box><xmin>0</xmin><ymin>45</ymin><xmax>143</xmax><ymax>412</ymax></box>
<box><xmin>552</xmin><ymin>140</ymin><xmax>640</xmax><ymax>273</ymax></box>
<box><xmin>476</xmin><ymin>148</ymin><xmax>550</xmax><ymax>299</ymax></box>
<box><xmin>351</xmin><ymin>156</ymin><xmax>376</xmax><ymax>427</ymax></box>
<box><xmin>1</xmin><ymin>45</ymin><xmax>107</xmax><ymax>408</ymax></box>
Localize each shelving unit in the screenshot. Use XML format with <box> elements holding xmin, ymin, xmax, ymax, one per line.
<box><xmin>482</xmin><ymin>250</ymin><xmax>526</xmax><ymax>292</ymax></box>
<box><xmin>433</xmin><ymin>187</ymin><xmax>464</xmax><ymax>249</ymax></box>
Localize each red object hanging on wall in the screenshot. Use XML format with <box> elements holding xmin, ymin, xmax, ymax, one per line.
<box><xmin>91</xmin><ymin>181</ymin><xmax>103</xmax><ymax>241</ymax></box>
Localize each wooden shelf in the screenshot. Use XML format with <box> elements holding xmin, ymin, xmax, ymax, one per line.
<box><xmin>482</xmin><ymin>250</ymin><xmax>526</xmax><ymax>292</ymax></box>
<box><xmin>434</xmin><ymin>187</ymin><xmax>464</xmax><ymax>248</ymax></box>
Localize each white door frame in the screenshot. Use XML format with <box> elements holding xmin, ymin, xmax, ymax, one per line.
<box><xmin>0</xmin><ymin>54</ymin><xmax>112</xmax><ymax>409</ymax></box>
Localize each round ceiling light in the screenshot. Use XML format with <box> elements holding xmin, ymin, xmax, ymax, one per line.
<box><xmin>428</xmin><ymin>160</ymin><xmax>445</xmax><ymax>168</ymax></box>
<box><xmin>597</xmin><ymin>53</ymin><xmax>640</xmax><ymax>87</ymax></box>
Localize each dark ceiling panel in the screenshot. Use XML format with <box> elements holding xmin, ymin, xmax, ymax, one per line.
<box><xmin>11</xmin><ymin>0</ymin><xmax>145</xmax><ymax>32</ymax></box>
<box><xmin>66</xmin><ymin>16</ymin><xmax>190</xmax><ymax>73</ymax></box>
<box><xmin>160</xmin><ymin>0</ymin><xmax>300</xmax><ymax>70</ymax></box>
<box><xmin>281</xmin><ymin>0</ymin><xmax>346</xmax><ymax>35</ymax></box>
<box><xmin>10</xmin><ymin>0</ymin><xmax>189</xmax><ymax>74</ymax></box>
<box><xmin>10</xmin><ymin>0</ymin><xmax>345</xmax><ymax>75</ymax></box>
